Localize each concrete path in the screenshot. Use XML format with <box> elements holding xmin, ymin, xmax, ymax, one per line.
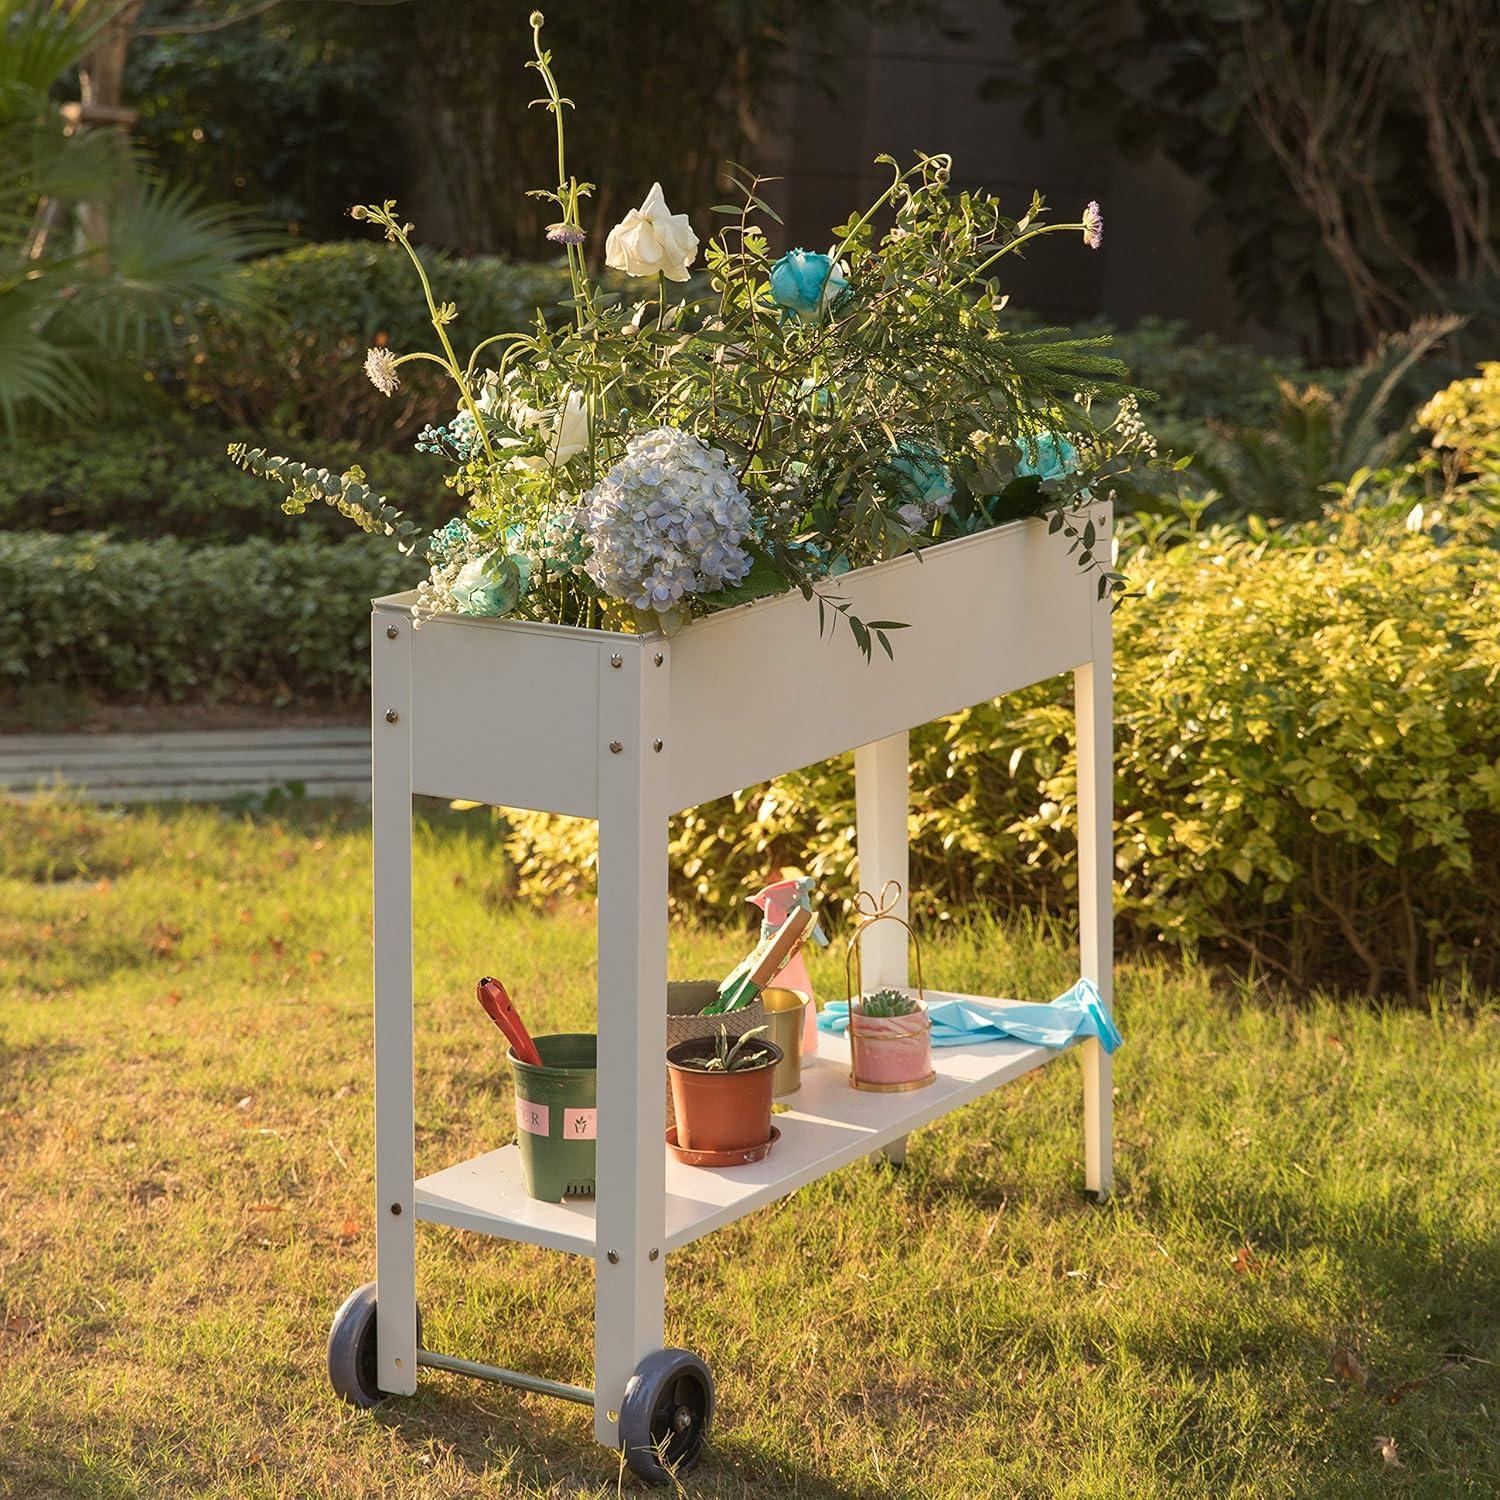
<box><xmin>0</xmin><ymin>727</ymin><xmax>371</xmax><ymax>803</ymax></box>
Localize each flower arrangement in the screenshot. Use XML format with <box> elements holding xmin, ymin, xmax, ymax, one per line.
<box><xmin>229</xmin><ymin>13</ymin><xmax>1166</xmax><ymax>656</ymax></box>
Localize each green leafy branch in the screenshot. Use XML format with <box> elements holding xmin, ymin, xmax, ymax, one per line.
<box><xmin>226</xmin><ymin>444</ymin><xmax>422</xmax><ymax>551</ymax></box>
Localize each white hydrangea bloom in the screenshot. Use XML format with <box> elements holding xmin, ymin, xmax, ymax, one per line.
<box><xmin>576</xmin><ymin>427</ymin><xmax>753</xmax><ymax>616</ymax></box>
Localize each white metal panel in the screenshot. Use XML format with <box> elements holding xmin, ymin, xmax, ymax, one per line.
<box><xmin>664</xmin><ymin>514</ymin><xmax>1101</xmax><ymax>812</ymax></box>
<box><xmin>374</xmin><ymin>512</ymin><xmax>1104</xmax><ymax>818</ymax></box>
<box><xmin>371</xmin><ymin>608</ymin><xmax>418</xmax><ymax>1395</ymax></box>
<box><xmin>1077</xmin><ymin>569</ymin><xmax>1115</xmax><ymax>1199</ymax></box>
<box><xmin>591</xmin><ymin>645</ymin><xmax>670</xmax><ymax>1444</ymax></box>
<box><xmin>399</xmin><ymin>606</ymin><xmax>610</xmax><ymax>817</ymax></box>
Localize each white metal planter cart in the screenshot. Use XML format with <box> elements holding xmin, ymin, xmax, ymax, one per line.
<box><xmin>327</xmin><ymin>504</ymin><xmax>1115</xmax><ymax>1483</ymax></box>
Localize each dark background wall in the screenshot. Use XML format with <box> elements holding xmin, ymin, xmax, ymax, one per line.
<box><xmin>761</xmin><ymin>4</ymin><xmax>1242</xmax><ymax>336</ymax></box>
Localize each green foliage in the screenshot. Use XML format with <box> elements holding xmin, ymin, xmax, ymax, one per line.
<box><xmin>1420</xmin><ymin>363</ymin><xmax>1500</xmax><ymax>476</ymax></box>
<box><xmin>1189</xmin><ymin>317</ymin><xmax>1465</xmax><ymax>522</ymax></box>
<box><xmin>184</xmin><ymin>242</ymin><xmax>575</xmax><ymax>446</ymax></box>
<box><xmin>993</xmin><ymin>0</ymin><xmax>1498</xmax><ymax>357</ymax></box>
<box><xmin>0</xmin><ymin>420</ymin><xmax>447</xmax><ymax>541</ymax></box>
<box><xmin>0</xmin><ymin>0</ymin><xmax>273</xmax><ymax>428</ymax></box>
<box><xmin>1088</xmin><ymin>317</ymin><xmax>1311</xmax><ymax>431</ymax></box>
<box><xmin>225</xmin><ymin>444</ymin><xmax>422</xmax><ymax>550</ymax></box>
<box><xmin>508</xmin><ymin>513</ymin><xmax>1500</xmax><ymax>997</ymax></box>
<box><xmin>675</xmin><ymin>1024</ymin><xmax>774</xmax><ymax>1073</ymax></box>
<box><xmin>126</xmin><ymin>0</ymin><xmax>395</xmax><ymax>240</ymax></box>
<box><xmin>859</xmin><ymin>988</ymin><xmax>919</xmax><ymax>1017</ymax></box>
<box><xmin>0</xmin><ymin>530</ymin><xmax>415</xmax><ymax>703</ymax></box>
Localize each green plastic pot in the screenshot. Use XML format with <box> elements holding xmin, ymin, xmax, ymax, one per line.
<box><xmin>509</xmin><ymin>1032</ymin><xmax>597</xmax><ymax>1203</ymax></box>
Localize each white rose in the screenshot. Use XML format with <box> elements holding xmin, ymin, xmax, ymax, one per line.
<box><xmin>545</xmin><ymin>389</ymin><xmax>590</xmax><ymax>464</ymax></box>
<box><xmin>604</xmin><ymin>182</ymin><xmax>698</xmax><ymax>282</ymax></box>
<box><xmin>514</xmin><ymin>388</ymin><xmax>590</xmax><ymax>468</ymax></box>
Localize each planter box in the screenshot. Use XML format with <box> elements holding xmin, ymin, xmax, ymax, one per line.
<box><xmin>373</xmin><ymin>507</ymin><xmax>1111</xmax><ymax>819</ymax></box>
<box><xmin>366</xmin><ymin>504</ymin><xmax>1115</xmax><ymax>1443</ymax></box>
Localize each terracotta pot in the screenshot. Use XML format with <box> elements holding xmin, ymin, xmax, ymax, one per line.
<box><xmin>663</xmin><ymin>981</ymin><xmax>767</xmax><ymax>1131</ymax></box>
<box><xmin>665</xmin><ymin>1035</ymin><xmax>783</xmax><ymax>1154</ymax></box>
<box><xmin>849</xmin><ymin>1003</ymin><xmax>933</xmax><ymax>1089</ymax></box>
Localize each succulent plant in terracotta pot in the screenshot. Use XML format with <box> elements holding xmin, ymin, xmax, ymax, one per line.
<box><xmin>665</xmin><ymin>1026</ymin><xmax>782</xmax><ymax>1158</ymax></box>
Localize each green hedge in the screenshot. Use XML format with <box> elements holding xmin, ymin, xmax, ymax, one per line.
<box><xmin>0</xmin><ymin>421</ymin><xmax>453</xmax><ymax>543</ymax></box>
<box><xmin>184</xmin><ymin>241</ymin><xmax>576</xmax><ymax>446</ymax></box>
<box><xmin>506</xmin><ymin>514</ymin><xmax>1500</xmax><ymax>997</ymax></box>
<box><xmin>0</xmin><ymin>531</ymin><xmax>416</xmax><ymax>702</ymax></box>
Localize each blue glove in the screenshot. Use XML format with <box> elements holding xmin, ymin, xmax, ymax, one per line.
<box><xmin>817</xmin><ymin>978</ymin><xmax>1122</xmax><ymax>1053</ymax></box>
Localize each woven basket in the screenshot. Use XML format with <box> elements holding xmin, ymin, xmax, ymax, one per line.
<box><xmin>664</xmin><ymin>981</ymin><xmax>767</xmax><ymax>1131</ymax></box>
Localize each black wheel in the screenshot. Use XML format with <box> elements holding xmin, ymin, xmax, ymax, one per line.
<box><xmin>327</xmin><ymin>1281</ymin><xmax>422</xmax><ymax>1408</ymax></box>
<box><xmin>619</xmin><ymin>1347</ymin><xmax>714</xmax><ymax>1484</ymax></box>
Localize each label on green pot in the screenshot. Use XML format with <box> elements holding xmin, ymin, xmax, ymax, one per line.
<box><xmin>517</xmin><ymin>1099</ymin><xmax>550</xmax><ymax>1136</ymax></box>
<box><xmin>563</xmin><ymin>1107</ymin><xmax>597</xmax><ymax>1140</ymax></box>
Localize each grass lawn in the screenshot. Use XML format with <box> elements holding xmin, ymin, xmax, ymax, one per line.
<box><xmin>1</xmin><ymin>797</ymin><xmax>1497</xmax><ymax>1499</ymax></box>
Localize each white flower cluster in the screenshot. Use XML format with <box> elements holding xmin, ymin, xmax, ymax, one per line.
<box><xmin>576</xmin><ymin>427</ymin><xmax>753</xmax><ymax>616</ymax></box>
<box><xmin>1113</xmin><ymin>394</ymin><xmax>1157</xmax><ymax>458</ymax></box>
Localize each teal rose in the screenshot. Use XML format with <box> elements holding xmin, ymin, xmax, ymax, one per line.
<box><xmin>883</xmin><ymin>439</ymin><xmax>954</xmax><ymax>530</ymax></box>
<box><xmin>1016</xmin><ymin>432</ymin><xmax>1080</xmax><ymax>482</ymax></box>
<box><xmin>769</xmin><ymin>249</ymin><xmax>849</xmax><ymax>322</ymax></box>
<box><xmin>453</xmin><ymin>551</ymin><xmax>529</xmax><ymax>616</ymax></box>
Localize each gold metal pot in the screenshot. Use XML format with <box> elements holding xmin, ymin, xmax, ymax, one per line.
<box><xmin>759</xmin><ymin>987</ymin><xmax>808</xmax><ymax>1096</ymax></box>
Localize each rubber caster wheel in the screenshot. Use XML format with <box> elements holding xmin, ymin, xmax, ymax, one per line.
<box><xmin>619</xmin><ymin>1347</ymin><xmax>714</xmax><ymax>1484</ymax></box>
<box><xmin>327</xmin><ymin>1281</ymin><xmax>422</xmax><ymax>1409</ymax></box>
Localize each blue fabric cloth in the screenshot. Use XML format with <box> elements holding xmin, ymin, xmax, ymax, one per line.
<box><xmin>816</xmin><ymin>979</ymin><xmax>1122</xmax><ymax>1054</ymax></box>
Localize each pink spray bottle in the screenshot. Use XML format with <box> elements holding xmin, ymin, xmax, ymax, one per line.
<box><xmin>749</xmin><ymin>877</ymin><xmax>825</xmax><ymax>1057</ymax></box>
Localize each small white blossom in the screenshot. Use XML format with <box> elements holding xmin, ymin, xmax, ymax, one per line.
<box><xmin>1082</xmin><ymin>201</ymin><xmax>1103</xmax><ymax>250</ymax></box>
<box><xmin>364</xmin><ymin>346</ymin><xmax>400</xmax><ymax>397</ymax></box>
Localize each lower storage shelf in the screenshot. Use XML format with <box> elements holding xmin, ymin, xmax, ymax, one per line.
<box><xmin>414</xmin><ymin>990</ymin><xmax>1073</xmax><ymax>1257</ymax></box>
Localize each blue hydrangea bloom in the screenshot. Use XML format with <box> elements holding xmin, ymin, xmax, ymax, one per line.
<box><xmin>1016</xmin><ymin>432</ymin><xmax>1080</xmax><ymax>482</ymax></box>
<box><xmin>576</xmin><ymin>427</ymin><xmax>753</xmax><ymax>617</ymax></box>
<box><xmin>769</xmin><ymin>249</ymin><xmax>849</xmax><ymax>322</ymax></box>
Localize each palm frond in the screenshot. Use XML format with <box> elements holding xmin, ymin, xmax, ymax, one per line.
<box><xmin>0</xmin><ymin>279</ymin><xmax>92</xmax><ymax>431</ymax></box>
<box><xmin>0</xmin><ymin>0</ymin><xmax>116</xmax><ymax>120</ymax></box>
<box><xmin>66</xmin><ymin>178</ymin><xmax>279</xmax><ymax>353</ymax></box>
<box><xmin>0</xmin><ymin>117</ymin><xmax>125</xmax><ymax>241</ymax></box>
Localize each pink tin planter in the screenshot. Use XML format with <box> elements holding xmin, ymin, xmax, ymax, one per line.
<box><xmin>848</xmin><ymin>1003</ymin><xmax>934</xmax><ymax>1091</ymax></box>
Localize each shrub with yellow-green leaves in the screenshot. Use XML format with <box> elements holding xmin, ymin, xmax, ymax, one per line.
<box><xmin>507</xmin><ymin>514</ymin><xmax>1500</xmax><ymax>997</ymax></box>
<box><xmin>1419</xmin><ymin>362</ymin><xmax>1500</xmax><ymax>475</ymax></box>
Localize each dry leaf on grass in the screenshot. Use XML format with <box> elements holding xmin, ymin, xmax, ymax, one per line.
<box><xmin>1373</xmin><ymin>1435</ymin><xmax>1401</xmax><ymax>1467</ymax></box>
<box><xmin>2</xmin><ymin>1315</ymin><xmax>40</xmax><ymax>1339</ymax></box>
<box><xmin>1231</xmin><ymin>1244</ymin><xmax>1264</xmax><ymax>1276</ymax></box>
<box><xmin>245</xmin><ymin>1202</ymin><xmax>282</xmax><ymax>1214</ymax></box>
<box><xmin>1333</xmin><ymin>1347</ymin><xmax>1368</xmax><ymax>1385</ymax></box>
<box><xmin>336</xmin><ymin>1219</ymin><xmax>363</xmax><ymax>1244</ymax></box>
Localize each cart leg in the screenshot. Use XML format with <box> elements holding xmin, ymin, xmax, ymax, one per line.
<box><xmin>855</xmin><ymin>732</ymin><xmax>911</xmax><ymax>1164</ymax></box>
<box><xmin>372</xmin><ymin>610</ymin><xmax>418</xmax><ymax>1394</ymax></box>
<box><xmin>1076</xmin><ymin>629</ymin><xmax>1114</xmax><ymax>1200</ymax></box>
<box><xmin>593</xmin><ymin>645</ymin><xmax>670</xmax><ymax>1447</ymax></box>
